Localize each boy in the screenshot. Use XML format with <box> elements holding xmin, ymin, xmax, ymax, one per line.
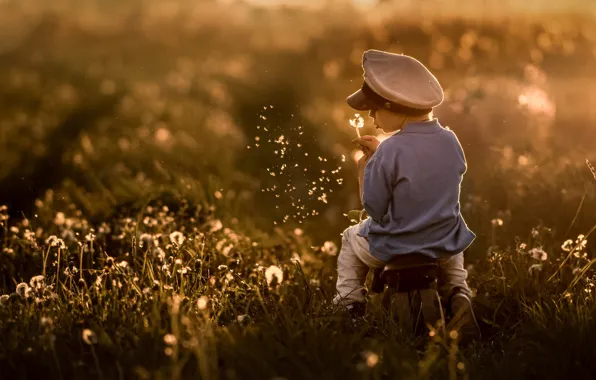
<box><xmin>334</xmin><ymin>49</ymin><xmax>478</xmax><ymax>334</ymax></box>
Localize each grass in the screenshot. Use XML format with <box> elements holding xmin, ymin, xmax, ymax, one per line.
<box><xmin>1</xmin><ymin>2</ymin><xmax>596</xmax><ymax>378</ymax></box>
<box><xmin>0</xmin><ymin>171</ymin><xmax>595</xmax><ymax>379</ymax></box>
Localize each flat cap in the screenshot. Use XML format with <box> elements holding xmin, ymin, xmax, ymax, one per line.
<box><xmin>347</xmin><ymin>50</ymin><xmax>444</xmax><ymax>114</ymax></box>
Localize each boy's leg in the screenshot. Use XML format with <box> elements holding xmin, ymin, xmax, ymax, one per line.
<box><xmin>436</xmin><ymin>252</ymin><xmax>479</xmax><ymax>338</ymax></box>
<box><xmin>436</xmin><ymin>252</ymin><xmax>471</xmax><ymax>299</ymax></box>
<box><xmin>333</xmin><ymin>223</ymin><xmax>385</xmax><ymax>308</ymax></box>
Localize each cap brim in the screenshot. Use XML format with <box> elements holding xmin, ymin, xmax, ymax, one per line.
<box><xmin>346</xmin><ymin>88</ymin><xmax>376</xmax><ymax>111</ymax></box>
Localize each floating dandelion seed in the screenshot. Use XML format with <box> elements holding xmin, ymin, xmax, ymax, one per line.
<box><xmin>82</xmin><ymin>329</ymin><xmax>98</xmax><ymax>345</ymax></box>
<box><xmin>265</xmin><ymin>265</ymin><xmax>284</xmax><ymax>287</ymax></box>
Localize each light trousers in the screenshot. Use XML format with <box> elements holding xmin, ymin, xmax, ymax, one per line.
<box><xmin>333</xmin><ymin>222</ymin><xmax>471</xmax><ymax>306</ymax></box>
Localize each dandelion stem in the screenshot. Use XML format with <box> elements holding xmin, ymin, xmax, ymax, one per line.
<box><xmin>56</xmin><ymin>248</ymin><xmax>61</xmax><ymax>292</ymax></box>
<box><xmin>90</xmin><ymin>345</ymin><xmax>103</xmax><ymax>380</ymax></box>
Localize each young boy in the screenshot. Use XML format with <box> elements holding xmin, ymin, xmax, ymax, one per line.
<box><xmin>334</xmin><ymin>49</ymin><xmax>478</xmax><ymax>333</ymax></box>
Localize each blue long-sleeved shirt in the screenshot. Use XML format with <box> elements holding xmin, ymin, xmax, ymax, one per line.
<box><xmin>358</xmin><ymin>118</ymin><xmax>475</xmax><ymax>262</ymax></box>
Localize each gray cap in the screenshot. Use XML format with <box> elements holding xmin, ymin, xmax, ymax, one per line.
<box><xmin>347</xmin><ymin>50</ymin><xmax>444</xmax><ymax>113</ymax></box>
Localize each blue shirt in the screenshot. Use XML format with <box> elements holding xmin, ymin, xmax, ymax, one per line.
<box><xmin>358</xmin><ymin>119</ymin><xmax>475</xmax><ymax>262</ymax></box>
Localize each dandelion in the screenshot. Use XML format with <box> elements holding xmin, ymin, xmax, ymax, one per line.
<box><xmin>265</xmin><ymin>265</ymin><xmax>284</xmax><ymax>287</ymax></box>
<box><xmin>561</xmin><ymin>239</ymin><xmax>574</xmax><ymax>252</ymax></box>
<box><xmin>10</xmin><ymin>226</ymin><xmax>19</xmax><ymax>234</ymax></box>
<box><xmin>322</xmin><ymin>241</ymin><xmax>338</xmax><ymax>256</ymax></box>
<box><xmin>362</xmin><ymin>351</ymin><xmax>379</xmax><ymax>368</ymax></box>
<box><xmin>197</xmin><ymin>296</ymin><xmax>209</xmax><ymax>310</ymax></box>
<box><xmin>576</xmin><ymin>234</ymin><xmax>587</xmax><ymax>249</ymax></box>
<box><xmin>163</xmin><ymin>334</ymin><xmax>178</xmax><ymax>346</ymax></box>
<box><xmin>45</xmin><ymin>235</ymin><xmax>66</xmax><ymax>249</ymax></box>
<box><xmin>139</xmin><ymin>233</ymin><xmax>153</xmax><ymax>248</ymax></box>
<box><xmin>210</xmin><ymin>220</ymin><xmax>223</xmax><ymax>232</ymax></box>
<box><xmin>30</xmin><ymin>275</ymin><xmax>45</xmax><ymax>290</ymax></box>
<box><xmin>82</xmin><ymin>329</ymin><xmax>98</xmax><ymax>345</ymax></box>
<box><xmin>349</xmin><ymin>114</ymin><xmax>365</xmax><ymax>138</ymax></box>
<box><xmin>529</xmin><ymin>247</ymin><xmax>547</xmax><ymax>261</ymax></box>
<box><xmin>169</xmin><ymin>231</ymin><xmax>185</xmax><ymax>246</ymax></box>
<box><xmin>0</xmin><ymin>294</ymin><xmax>9</xmax><ymax>306</ymax></box>
<box><xmin>53</xmin><ymin>212</ymin><xmax>66</xmax><ymax>226</ymax></box>
<box><xmin>85</xmin><ymin>232</ymin><xmax>96</xmax><ymax>242</ymax></box>
<box><xmin>528</xmin><ymin>263</ymin><xmax>543</xmax><ymax>275</ymax></box>
<box><xmin>16</xmin><ymin>282</ymin><xmax>29</xmax><ymax>298</ymax></box>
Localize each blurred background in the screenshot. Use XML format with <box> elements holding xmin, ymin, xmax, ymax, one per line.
<box><xmin>0</xmin><ymin>0</ymin><xmax>595</xmax><ymax>260</ymax></box>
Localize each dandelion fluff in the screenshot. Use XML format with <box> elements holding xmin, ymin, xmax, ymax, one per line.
<box><xmin>265</xmin><ymin>265</ymin><xmax>284</xmax><ymax>287</ymax></box>
<box><xmin>82</xmin><ymin>329</ymin><xmax>98</xmax><ymax>345</ymax></box>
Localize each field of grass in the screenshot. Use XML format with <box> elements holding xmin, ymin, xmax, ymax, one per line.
<box><xmin>1</xmin><ymin>1</ymin><xmax>596</xmax><ymax>379</ymax></box>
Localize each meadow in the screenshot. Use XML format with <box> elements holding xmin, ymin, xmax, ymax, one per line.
<box><xmin>1</xmin><ymin>1</ymin><xmax>596</xmax><ymax>378</ymax></box>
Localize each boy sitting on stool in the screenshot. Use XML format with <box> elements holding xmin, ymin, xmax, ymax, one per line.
<box><xmin>334</xmin><ymin>49</ymin><xmax>478</xmax><ymax>336</ymax></box>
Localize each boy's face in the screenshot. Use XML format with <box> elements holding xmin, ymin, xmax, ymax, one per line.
<box><xmin>368</xmin><ymin>108</ymin><xmax>403</xmax><ymax>134</ymax></box>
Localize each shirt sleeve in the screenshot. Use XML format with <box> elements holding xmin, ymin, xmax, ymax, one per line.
<box><xmin>362</xmin><ymin>147</ymin><xmax>395</xmax><ymax>224</ymax></box>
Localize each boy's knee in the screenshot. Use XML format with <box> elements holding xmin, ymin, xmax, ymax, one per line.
<box><xmin>341</xmin><ymin>225</ymin><xmax>354</xmax><ymax>244</ymax></box>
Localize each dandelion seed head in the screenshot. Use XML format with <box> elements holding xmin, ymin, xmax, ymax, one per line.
<box><xmin>321</xmin><ymin>241</ymin><xmax>338</xmax><ymax>256</ymax></box>
<box><xmin>163</xmin><ymin>334</ymin><xmax>177</xmax><ymax>346</ymax></box>
<box><xmin>197</xmin><ymin>296</ymin><xmax>209</xmax><ymax>310</ymax></box>
<box><xmin>529</xmin><ymin>247</ymin><xmax>547</xmax><ymax>261</ymax></box>
<box><xmin>265</xmin><ymin>265</ymin><xmax>284</xmax><ymax>287</ymax></box>
<box><xmin>82</xmin><ymin>329</ymin><xmax>98</xmax><ymax>345</ymax></box>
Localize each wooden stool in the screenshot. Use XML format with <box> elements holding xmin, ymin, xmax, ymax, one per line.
<box><xmin>371</xmin><ymin>254</ymin><xmax>446</xmax><ymax>336</ymax></box>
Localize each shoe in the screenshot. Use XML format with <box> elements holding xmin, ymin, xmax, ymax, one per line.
<box><xmin>449</xmin><ymin>293</ymin><xmax>480</xmax><ymax>342</ymax></box>
<box><xmin>345</xmin><ymin>301</ymin><xmax>367</xmax><ymax>327</ymax></box>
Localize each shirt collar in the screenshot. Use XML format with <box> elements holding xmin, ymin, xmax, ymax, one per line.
<box><xmin>399</xmin><ymin>118</ymin><xmax>443</xmax><ymax>134</ymax></box>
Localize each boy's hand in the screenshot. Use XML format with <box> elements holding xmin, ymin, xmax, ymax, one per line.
<box><xmin>352</xmin><ymin>135</ymin><xmax>381</xmax><ymax>156</ymax></box>
<box><xmin>357</xmin><ymin>153</ymin><xmax>369</xmax><ymax>179</ymax></box>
